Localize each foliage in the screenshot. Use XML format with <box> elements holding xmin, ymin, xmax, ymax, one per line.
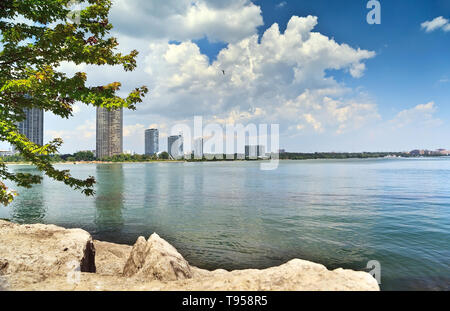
<box><xmin>102</xmin><ymin>153</ymin><xmax>156</xmax><ymax>162</ymax></box>
<box><xmin>0</xmin><ymin>0</ymin><xmax>148</xmax><ymax>205</ymax></box>
<box><xmin>279</xmin><ymin>152</ymin><xmax>415</xmax><ymax>160</ymax></box>
<box><xmin>158</xmin><ymin>152</ymin><xmax>169</xmax><ymax>160</ymax></box>
<box><xmin>68</xmin><ymin>150</ymin><xmax>95</xmax><ymax>161</ymax></box>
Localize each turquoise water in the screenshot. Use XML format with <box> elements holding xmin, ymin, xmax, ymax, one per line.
<box><xmin>1</xmin><ymin>158</ymin><xmax>449</xmax><ymax>290</ymax></box>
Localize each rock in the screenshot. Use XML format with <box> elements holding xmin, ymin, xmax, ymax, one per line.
<box><xmin>0</xmin><ymin>259</ymin><xmax>8</xmax><ymax>275</ymax></box>
<box><xmin>0</xmin><ymin>221</ymin><xmax>379</xmax><ymax>291</ymax></box>
<box><xmin>122</xmin><ymin>236</ymin><xmax>147</xmax><ymax>277</ymax></box>
<box><xmin>0</xmin><ymin>220</ymin><xmax>95</xmax><ymax>277</ymax></box>
<box><xmin>123</xmin><ymin>233</ymin><xmax>193</xmax><ymax>281</ymax></box>
<box><xmin>94</xmin><ymin>240</ymin><xmax>132</xmax><ymax>276</ymax></box>
<box><xmin>170</xmin><ymin>259</ymin><xmax>380</xmax><ymax>291</ymax></box>
<box><xmin>5</xmin><ymin>259</ymin><xmax>379</xmax><ymax>291</ymax></box>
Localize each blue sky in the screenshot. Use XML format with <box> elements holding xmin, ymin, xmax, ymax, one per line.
<box><xmin>1</xmin><ymin>0</ymin><xmax>449</xmax><ymax>153</ymax></box>
<box><xmin>199</xmin><ymin>0</ymin><xmax>450</xmax><ymax>126</ymax></box>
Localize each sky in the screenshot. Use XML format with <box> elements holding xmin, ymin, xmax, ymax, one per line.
<box><xmin>1</xmin><ymin>0</ymin><xmax>449</xmax><ymax>153</ymax></box>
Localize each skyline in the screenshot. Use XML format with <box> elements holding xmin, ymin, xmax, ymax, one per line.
<box><xmin>1</xmin><ymin>0</ymin><xmax>449</xmax><ymax>153</ymax></box>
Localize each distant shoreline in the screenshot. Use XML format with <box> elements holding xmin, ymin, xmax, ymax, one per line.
<box><xmin>3</xmin><ymin>155</ymin><xmax>449</xmax><ymax>166</ymax></box>
<box><xmin>4</xmin><ymin>160</ymin><xmax>183</xmax><ymax>165</ymax></box>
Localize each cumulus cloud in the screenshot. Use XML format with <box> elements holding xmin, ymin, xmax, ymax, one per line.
<box><xmin>46</xmin><ymin>120</ymin><xmax>95</xmax><ymax>140</ymax></box>
<box><xmin>278</xmin><ymin>88</ymin><xmax>379</xmax><ymax>135</ymax></box>
<box><xmin>390</xmin><ymin>102</ymin><xmax>442</xmax><ymax>128</ymax></box>
<box><xmin>123</xmin><ymin>123</ymin><xmax>146</xmax><ymax>137</ymax></box>
<box><xmin>138</xmin><ymin>16</ymin><xmax>377</xmax><ymax>135</ymax></box>
<box><xmin>421</xmin><ymin>16</ymin><xmax>450</xmax><ymax>33</ymax></box>
<box><xmin>54</xmin><ymin>5</ymin><xmax>380</xmax><ymax>152</ymax></box>
<box><xmin>109</xmin><ymin>0</ymin><xmax>263</xmax><ymax>43</ymax></box>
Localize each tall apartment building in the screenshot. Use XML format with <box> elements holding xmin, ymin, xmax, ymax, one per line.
<box><xmin>245</xmin><ymin>145</ymin><xmax>266</xmax><ymax>159</ymax></box>
<box><xmin>96</xmin><ymin>107</ymin><xmax>123</xmax><ymax>159</ymax></box>
<box><xmin>145</xmin><ymin>128</ymin><xmax>159</xmax><ymax>155</ymax></box>
<box><xmin>168</xmin><ymin>135</ymin><xmax>183</xmax><ymax>159</ymax></box>
<box><xmin>193</xmin><ymin>137</ymin><xmax>203</xmax><ymax>159</ymax></box>
<box><xmin>15</xmin><ymin>108</ymin><xmax>44</xmax><ymax>149</ymax></box>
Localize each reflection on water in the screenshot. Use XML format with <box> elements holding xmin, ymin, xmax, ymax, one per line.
<box><xmin>94</xmin><ymin>164</ymin><xmax>124</xmax><ymax>238</ymax></box>
<box><xmin>143</xmin><ymin>163</ymin><xmax>160</xmax><ymax>208</ymax></box>
<box><xmin>2</xmin><ymin>158</ymin><xmax>450</xmax><ymax>291</ymax></box>
<box><xmin>9</xmin><ymin>167</ymin><xmax>47</xmax><ymax>223</ymax></box>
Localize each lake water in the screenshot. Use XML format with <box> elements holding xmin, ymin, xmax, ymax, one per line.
<box><xmin>1</xmin><ymin>158</ymin><xmax>449</xmax><ymax>290</ymax></box>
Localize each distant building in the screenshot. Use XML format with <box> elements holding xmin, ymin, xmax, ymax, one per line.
<box><xmin>258</xmin><ymin>145</ymin><xmax>266</xmax><ymax>157</ymax></box>
<box><xmin>0</xmin><ymin>150</ymin><xmax>14</xmax><ymax>157</ymax></box>
<box><xmin>409</xmin><ymin>149</ymin><xmax>450</xmax><ymax>156</ymax></box>
<box><xmin>278</xmin><ymin>149</ymin><xmax>286</xmax><ymax>154</ymax></box>
<box><xmin>436</xmin><ymin>149</ymin><xmax>450</xmax><ymax>155</ymax></box>
<box><xmin>193</xmin><ymin>138</ymin><xmax>203</xmax><ymax>159</ymax></box>
<box><xmin>410</xmin><ymin>149</ymin><xmax>425</xmax><ymax>156</ymax></box>
<box><xmin>245</xmin><ymin>145</ymin><xmax>265</xmax><ymax>159</ymax></box>
<box><xmin>96</xmin><ymin>107</ymin><xmax>123</xmax><ymax>159</ymax></box>
<box><xmin>145</xmin><ymin>129</ymin><xmax>159</xmax><ymax>155</ymax></box>
<box><xmin>168</xmin><ymin>135</ymin><xmax>184</xmax><ymax>159</ymax></box>
<box><xmin>15</xmin><ymin>108</ymin><xmax>44</xmax><ymax>150</ymax></box>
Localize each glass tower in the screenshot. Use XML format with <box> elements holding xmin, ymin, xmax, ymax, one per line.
<box><xmin>16</xmin><ymin>108</ymin><xmax>44</xmax><ymax>146</ymax></box>
<box><xmin>145</xmin><ymin>129</ymin><xmax>159</xmax><ymax>155</ymax></box>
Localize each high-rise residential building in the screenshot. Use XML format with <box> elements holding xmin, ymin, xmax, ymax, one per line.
<box><xmin>16</xmin><ymin>108</ymin><xmax>44</xmax><ymax>147</ymax></box>
<box><xmin>193</xmin><ymin>138</ymin><xmax>203</xmax><ymax>159</ymax></box>
<box><xmin>145</xmin><ymin>129</ymin><xmax>159</xmax><ymax>155</ymax></box>
<box><xmin>258</xmin><ymin>145</ymin><xmax>266</xmax><ymax>157</ymax></box>
<box><xmin>245</xmin><ymin>145</ymin><xmax>266</xmax><ymax>159</ymax></box>
<box><xmin>96</xmin><ymin>107</ymin><xmax>123</xmax><ymax>159</ymax></box>
<box><xmin>168</xmin><ymin>135</ymin><xmax>183</xmax><ymax>159</ymax></box>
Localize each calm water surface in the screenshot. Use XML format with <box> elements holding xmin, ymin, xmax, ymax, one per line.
<box><xmin>1</xmin><ymin>158</ymin><xmax>449</xmax><ymax>290</ymax></box>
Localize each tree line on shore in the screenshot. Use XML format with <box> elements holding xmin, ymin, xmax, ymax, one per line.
<box><xmin>1</xmin><ymin>151</ymin><xmax>170</xmax><ymax>163</ymax></box>
<box><xmin>2</xmin><ymin>151</ymin><xmax>446</xmax><ymax>164</ymax></box>
<box><xmin>278</xmin><ymin>152</ymin><xmax>424</xmax><ymax>160</ymax></box>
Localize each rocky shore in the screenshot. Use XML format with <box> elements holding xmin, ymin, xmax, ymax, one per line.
<box><xmin>0</xmin><ymin>220</ymin><xmax>379</xmax><ymax>291</ymax></box>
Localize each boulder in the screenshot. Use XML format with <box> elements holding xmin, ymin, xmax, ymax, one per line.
<box><xmin>0</xmin><ymin>220</ymin><xmax>95</xmax><ymax>280</ymax></box>
<box><xmin>169</xmin><ymin>259</ymin><xmax>380</xmax><ymax>291</ymax></box>
<box><xmin>94</xmin><ymin>240</ymin><xmax>131</xmax><ymax>276</ymax></box>
<box><xmin>5</xmin><ymin>259</ymin><xmax>379</xmax><ymax>291</ymax></box>
<box><xmin>0</xmin><ymin>221</ymin><xmax>379</xmax><ymax>291</ymax></box>
<box><xmin>123</xmin><ymin>233</ymin><xmax>193</xmax><ymax>281</ymax></box>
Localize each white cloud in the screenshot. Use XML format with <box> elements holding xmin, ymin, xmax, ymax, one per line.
<box><xmin>123</xmin><ymin>123</ymin><xmax>146</xmax><ymax>137</ymax></box>
<box><xmin>76</xmin><ymin>120</ymin><xmax>96</xmax><ymax>139</ymax></box>
<box><xmin>276</xmin><ymin>2</ymin><xmax>287</xmax><ymax>9</ymax></box>
<box><xmin>277</xmin><ymin>88</ymin><xmax>380</xmax><ymax>135</ymax></box>
<box><xmin>390</xmin><ymin>102</ymin><xmax>442</xmax><ymax>128</ymax></box>
<box><xmin>439</xmin><ymin>76</ymin><xmax>449</xmax><ymax>83</ymax></box>
<box><xmin>349</xmin><ymin>63</ymin><xmax>367</xmax><ymax>78</ymax></box>
<box><xmin>71</xmin><ymin>103</ymin><xmax>82</xmax><ymax>115</ymax></box>
<box><xmin>109</xmin><ymin>0</ymin><xmax>263</xmax><ymax>43</ymax></box>
<box><xmin>303</xmin><ymin>113</ymin><xmax>323</xmax><ymax>132</ymax></box>
<box><xmin>137</xmin><ymin>16</ymin><xmax>377</xmax><ymax>135</ymax></box>
<box><xmin>53</xmin><ymin>9</ymin><xmax>379</xmax><ymax>152</ymax></box>
<box><xmin>45</xmin><ymin>119</ymin><xmax>96</xmax><ymax>152</ymax></box>
<box><xmin>421</xmin><ymin>16</ymin><xmax>450</xmax><ymax>33</ymax></box>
